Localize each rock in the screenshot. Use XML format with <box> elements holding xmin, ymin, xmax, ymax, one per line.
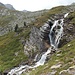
<box><xmin>68</xmin><ymin>44</ymin><xmax>71</xmax><ymax>47</ymax></box>
<box><xmin>68</xmin><ymin>66</ymin><xmax>75</xmax><ymax>75</ymax></box>
<box><xmin>47</xmin><ymin>71</ymin><xmax>57</xmax><ymax>75</ymax></box>
<box><xmin>24</xmin><ymin>26</ymin><xmax>48</xmax><ymax>57</ymax></box>
<box><xmin>15</xmin><ymin>52</ymin><xmax>18</xmax><ymax>56</ymax></box>
<box><xmin>59</xmin><ymin>70</ymin><xmax>68</xmax><ymax>75</ymax></box>
<box><xmin>0</xmin><ymin>72</ymin><xmax>2</xmax><ymax>75</ymax></box>
<box><xmin>51</xmin><ymin>63</ymin><xmax>62</xmax><ymax>69</ymax></box>
<box><xmin>56</xmin><ymin>54</ymin><xmax>61</xmax><ymax>57</ymax></box>
<box><xmin>50</xmin><ymin>71</ymin><xmax>57</xmax><ymax>75</ymax></box>
<box><xmin>3</xmin><ymin>70</ymin><xmax>9</xmax><ymax>75</ymax></box>
<box><xmin>59</xmin><ymin>16</ymin><xmax>75</xmax><ymax>47</ymax></box>
<box><xmin>59</xmin><ymin>66</ymin><xmax>75</xmax><ymax>75</ymax></box>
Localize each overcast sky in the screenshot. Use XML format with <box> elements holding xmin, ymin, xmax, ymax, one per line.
<box><xmin>0</xmin><ymin>0</ymin><xmax>75</xmax><ymax>11</ymax></box>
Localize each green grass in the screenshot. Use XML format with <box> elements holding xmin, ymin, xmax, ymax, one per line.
<box><xmin>67</xmin><ymin>11</ymin><xmax>75</xmax><ymax>24</ymax></box>
<box><xmin>0</xmin><ymin>15</ymin><xmax>17</xmax><ymax>27</ymax></box>
<box><xmin>0</xmin><ymin>27</ymin><xmax>31</xmax><ymax>72</ymax></box>
<box><xmin>24</xmin><ymin>38</ymin><xmax>75</xmax><ymax>75</ymax></box>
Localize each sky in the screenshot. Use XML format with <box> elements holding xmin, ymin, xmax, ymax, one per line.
<box><xmin>0</xmin><ymin>0</ymin><xmax>75</xmax><ymax>11</ymax></box>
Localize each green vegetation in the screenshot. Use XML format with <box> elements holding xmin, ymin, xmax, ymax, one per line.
<box><xmin>0</xmin><ymin>27</ymin><xmax>31</xmax><ymax>72</ymax></box>
<box><xmin>67</xmin><ymin>11</ymin><xmax>75</xmax><ymax>24</ymax></box>
<box><xmin>0</xmin><ymin>15</ymin><xmax>17</xmax><ymax>27</ymax></box>
<box><xmin>25</xmin><ymin>38</ymin><xmax>75</xmax><ymax>75</ymax></box>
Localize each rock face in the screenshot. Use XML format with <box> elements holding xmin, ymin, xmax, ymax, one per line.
<box><xmin>24</xmin><ymin>26</ymin><xmax>45</xmax><ymax>57</ymax></box>
<box><xmin>24</xmin><ymin>20</ymin><xmax>53</xmax><ymax>58</ymax></box>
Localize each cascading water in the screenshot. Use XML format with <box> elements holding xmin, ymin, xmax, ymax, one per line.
<box><xmin>7</xmin><ymin>13</ymin><xmax>69</xmax><ymax>75</ymax></box>
<box><xmin>49</xmin><ymin>19</ymin><xmax>64</xmax><ymax>48</ymax></box>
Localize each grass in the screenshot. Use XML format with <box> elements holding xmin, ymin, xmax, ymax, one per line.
<box><xmin>0</xmin><ymin>15</ymin><xmax>17</xmax><ymax>27</ymax></box>
<box><xmin>0</xmin><ymin>27</ymin><xmax>31</xmax><ymax>72</ymax></box>
<box><xmin>67</xmin><ymin>11</ymin><xmax>75</xmax><ymax>24</ymax></box>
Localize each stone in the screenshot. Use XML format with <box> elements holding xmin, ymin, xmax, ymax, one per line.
<box><xmin>68</xmin><ymin>44</ymin><xmax>71</xmax><ymax>47</ymax></box>
<box><xmin>56</xmin><ymin>54</ymin><xmax>61</xmax><ymax>57</ymax></box>
<box><xmin>59</xmin><ymin>70</ymin><xmax>68</xmax><ymax>75</ymax></box>
<box><xmin>51</xmin><ymin>64</ymin><xmax>62</xmax><ymax>69</ymax></box>
<box><xmin>47</xmin><ymin>71</ymin><xmax>57</xmax><ymax>75</ymax></box>
<box><xmin>68</xmin><ymin>66</ymin><xmax>75</xmax><ymax>75</ymax></box>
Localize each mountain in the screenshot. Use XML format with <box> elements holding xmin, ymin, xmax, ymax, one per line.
<box><xmin>5</xmin><ymin>4</ymin><xmax>15</xmax><ymax>10</ymax></box>
<box><xmin>0</xmin><ymin>2</ymin><xmax>5</xmax><ymax>7</ymax></box>
<box><xmin>22</xmin><ymin>10</ymin><xmax>30</xmax><ymax>12</ymax></box>
<box><xmin>0</xmin><ymin>2</ymin><xmax>75</xmax><ymax>75</ymax></box>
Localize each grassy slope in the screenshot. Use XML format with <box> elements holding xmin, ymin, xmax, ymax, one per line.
<box><xmin>0</xmin><ymin>27</ymin><xmax>31</xmax><ymax>72</ymax></box>
<box><xmin>67</xmin><ymin>11</ymin><xmax>75</xmax><ymax>24</ymax></box>
<box><xmin>26</xmin><ymin>38</ymin><xmax>75</xmax><ymax>75</ymax></box>
<box><xmin>34</xmin><ymin>6</ymin><xmax>69</xmax><ymax>27</ymax></box>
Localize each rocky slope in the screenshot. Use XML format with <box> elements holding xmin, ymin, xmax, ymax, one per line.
<box><xmin>0</xmin><ymin>2</ymin><xmax>48</xmax><ymax>36</ymax></box>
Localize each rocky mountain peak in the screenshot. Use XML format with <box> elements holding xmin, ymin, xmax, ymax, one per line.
<box><xmin>5</xmin><ymin>4</ymin><xmax>15</xmax><ymax>10</ymax></box>
<box><xmin>0</xmin><ymin>2</ymin><xmax>5</xmax><ymax>7</ymax></box>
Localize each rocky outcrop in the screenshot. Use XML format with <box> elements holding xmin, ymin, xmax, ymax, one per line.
<box><xmin>0</xmin><ymin>25</ymin><xmax>13</xmax><ymax>36</ymax></box>
<box><xmin>24</xmin><ymin>26</ymin><xmax>45</xmax><ymax>57</ymax></box>
<box><xmin>24</xmin><ymin>20</ymin><xmax>53</xmax><ymax>58</ymax></box>
<box><xmin>59</xmin><ymin>12</ymin><xmax>75</xmax><ymax>47</ymax></box>
<box><xmin>59</xmin><ymin>66</ymin><xmax>75</xmax><ymax>75</ymax></box>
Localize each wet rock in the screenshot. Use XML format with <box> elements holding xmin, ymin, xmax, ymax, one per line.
<box><xmin>3</xmin><ymin>70</ymin><xmax>9</xmax><ymax>75</ymax></box>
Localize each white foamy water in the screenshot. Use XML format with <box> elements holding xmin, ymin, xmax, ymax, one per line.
<box><xmin>64</xmin><ymin>13</ymin><xmax>69</xmax><ymax>18</ymax></box>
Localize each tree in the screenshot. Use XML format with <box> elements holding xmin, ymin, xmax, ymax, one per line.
<box><xmin>14</xmin><ymin>24</ymin><xmax>18</xmax><ymax>32</ymax></box>
<box><xmin>24</xmin><ymin>22</ymin><xmax>26</xmax><ymax>27</ymax></box>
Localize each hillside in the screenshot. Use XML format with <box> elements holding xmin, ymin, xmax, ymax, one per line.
<box><xmin>0</xmin><ymin>2</ymin><xmax>75</xmax><ymax>75</ymax></box>
<box><xmin>26</xmin><ymin>38</ymin><xmax>75</xmax><ymax>75</ymax></box>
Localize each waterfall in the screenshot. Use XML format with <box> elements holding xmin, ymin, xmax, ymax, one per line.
<box><xmin>49</xmin><ymin>19</ymin><xmax>64</xmax><ymax>48</ymax></box>
<box><xmin>7</xmin><ymin>13</ymin><xmax>69</xmax><ymax>75</ymax></box>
